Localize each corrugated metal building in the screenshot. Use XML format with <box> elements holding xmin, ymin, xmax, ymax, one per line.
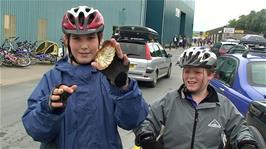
<box><xmin>1</xmin><ymin>0</ymin><xmax>194</xmax><ymax>45</ymax></box>
<box><xmin>146</xmin><ymin>0</ymin><xmax>195</xmax><ymax>44</ymax></box>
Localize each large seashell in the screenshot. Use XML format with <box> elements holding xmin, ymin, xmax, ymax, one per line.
<box><xmin>94</xmin><ymin>41</ymin><xmax>116</xmax><ymax>70</ymax></box>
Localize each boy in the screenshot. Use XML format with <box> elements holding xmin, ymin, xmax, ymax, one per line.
<box><xmin>22</xmin><ymin>6</ymin><xmax>148</xmax><ymax>149</ymax></box>
<box><xmin>134</xmin><ymin>47</ymin><xmax>257</xmax><ymax>149</ymax></box>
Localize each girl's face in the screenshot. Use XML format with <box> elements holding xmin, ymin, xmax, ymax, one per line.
<box><xmin>67</xmin><ymin>33</ymin><xmax>99</xmax><ymax>64</ymax></box>
<box><xmin>182</xmin><ymin>67</ymin><xmax>214</xmax><ymax>94</ymax></box>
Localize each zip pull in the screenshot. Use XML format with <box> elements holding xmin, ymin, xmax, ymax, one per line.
<box><xmin>156</xmin><ymin>125</ymin><xmax>165</xmax><ymax>142</ymax></box>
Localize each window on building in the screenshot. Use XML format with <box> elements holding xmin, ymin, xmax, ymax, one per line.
<box><xmin>38</xmin><ymin>19</ymin><xmax>47</xmax><ymax>41</ymax></box>
<box><xmin>4</xmin><ymin>14</ymin><xmax>16</xmax><ymax>39</ymax></box>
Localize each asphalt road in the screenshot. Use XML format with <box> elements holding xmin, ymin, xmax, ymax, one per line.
<box><xmin>0</xmin><ymin>48</ymin><xmax>184</xmax><ymax>149</ymax></box>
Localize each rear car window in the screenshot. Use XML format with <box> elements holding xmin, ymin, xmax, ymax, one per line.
<box><xmin>119</xmin><ymin>42</ymin><xmax>146</xmax><ymax>59</ymax></box>
<box><xmin>213</xmin><ymin>43</ymin><xmax>222</xmax><ymax>49</ymax></box>
<box><xmin>247</xmin><ymin>61</ymin><xmax>266</xmax><ymax>87</ymax></box>
<box><xmin>221</xmin><ymin>44</ymin><xmax>235</xmax><ymax>50</ymax></box>
<box><xmin>151</xmin><ymin>44</ymin><xmax>162</xmax><ymax>57</ymax></box>
<box><xmin>228</xmin><ymin>45</ymin><xmax>246</xmax><ymax>54</ymax></box>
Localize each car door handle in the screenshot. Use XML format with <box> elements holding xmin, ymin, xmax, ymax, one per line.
<box><xmin>219</xmin><ymin>87</ymin><xmax>224</xmax><ymax>92</ymax></box>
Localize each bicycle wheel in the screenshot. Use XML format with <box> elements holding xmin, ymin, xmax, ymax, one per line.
<box><xmin>49</xmin><ymin>55</ymin><xmax>57</xmax><ymax>64</ymax></box>
<box><xmin>16</xmin><ymin>54</ymin><xmax>31</xmax><ymax>67</ymax></box>
<box><xmin>0</xmin><ymin>55</ymin><xmax>4</xmax><ymax>66</ymax></box>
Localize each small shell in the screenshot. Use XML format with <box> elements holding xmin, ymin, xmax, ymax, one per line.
<box><xmin>94</xmin><ymin>41</ymin><xmax>116</xmax><ymax>70</ymax></box>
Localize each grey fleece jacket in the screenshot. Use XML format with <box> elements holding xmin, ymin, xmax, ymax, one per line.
<box><xmin>134</xmin><ymin>85</ymin><xmax>256</xmax><ymax>149</ymax></box>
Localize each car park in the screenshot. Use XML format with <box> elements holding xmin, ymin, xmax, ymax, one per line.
<box><xmin>210</xmin><ymin>50</ymin><xmax>266</xmax><ymax>116</ymax></box>
<box><xmin>116</xmin><ymin>26</ymin><xmax>172</xmax><ymax>87</ymax></box>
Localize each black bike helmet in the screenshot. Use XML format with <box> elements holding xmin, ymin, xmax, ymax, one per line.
<box><xmin>179</xmin><ymin>47</ymin><xmax>217</xmax><ymax>69</ymax></box>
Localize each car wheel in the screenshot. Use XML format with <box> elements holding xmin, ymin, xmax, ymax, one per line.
<box><xmin>165</xmin><ymin>65</ymin><xmax>172</xmax><ymax>78</ymax></box>
<box><xmin>248</xmin><ymin>125</ymin><xmax>266</xmax><ymax>149</ymax></box>
<box><xmin>149</xmin><ymin>72</ymin><xmax>158</xmax><ymax>88</ymax></box>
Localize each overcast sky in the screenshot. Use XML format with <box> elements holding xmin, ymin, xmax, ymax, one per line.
<box><xmin>193</xmin><ymin>0</ymin><xmax>266</xmax><ymax>31</ymax></box>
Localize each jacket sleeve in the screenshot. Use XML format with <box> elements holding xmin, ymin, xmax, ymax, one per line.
<box><xmin>223</xmin><ymin>100</ymin><xmax>257</xmax><ymax>148</ymax></box>
<box><xmin>22</xmin><ymin>70</ymin><xmax>63</xmax><ymax>143</ymax></box>
<box><xmin>109</xmin><ymin>78</ymin><xmax>149</xmax><ymax>130</ymax></box>
<box><xmin>133</xmin><ymin>94</ymin><xmax>167</xmax><ymax>140</ymax></box>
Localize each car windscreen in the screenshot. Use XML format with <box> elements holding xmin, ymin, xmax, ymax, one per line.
<box><xmin>247</xmin><ymin>61</ymin><xmax>266</xmax><ymax>87</ymax></box>
<box><xmin>119</xmin><ymin>42</ymin><xmax>146</xmax><ymax>59</ymax></box>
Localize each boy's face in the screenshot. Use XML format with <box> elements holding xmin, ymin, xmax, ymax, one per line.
<box><xmin>182</xmin><ymin>66</ymin><xmax>214</xmax><ymax>94</ymax></box>
<box><xmin>67</xmin><ymin>33</ymin><xmax>100</xmax><ymax>64</ymax></box>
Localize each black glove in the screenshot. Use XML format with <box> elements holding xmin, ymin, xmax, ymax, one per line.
<box><xmin>135</xmin><ymin>132</ymin><xmax>163</xmax><ymax>149</ymax></box>
<box><xmin>239</xmin><ymin>144</ymin><xmax>257</xmax><ymax>149</ymax></box>
<box><xmin>101</xmin><ymin>55</ymin><xmax>129</xmax><ymax>87</ymax></box>
<box><xmin>49</xmin><ymin>85</ymin><xmax>72</xmax><ymax>112</ymax></box>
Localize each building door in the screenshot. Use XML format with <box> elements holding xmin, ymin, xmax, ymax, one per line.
<box><xmin>179</xmin><ymin>12</ymin><xmax>186</xmax><ymax>36</ymax></box>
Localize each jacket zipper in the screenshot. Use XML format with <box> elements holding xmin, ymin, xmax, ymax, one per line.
<box><xmin>190</xmin><ymin>109</ymin><xmax>198</xmax><ymax>149</ymax></box>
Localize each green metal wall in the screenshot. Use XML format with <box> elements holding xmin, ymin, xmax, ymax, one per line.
<box><xmin>0</xmin><ymin>0</ymin><xmax>146</xmax><ymax>44</ymax></box>
<box><xmin>1</xmin><ymin>0</ymin><xmax>194</xmax><ymax>46</ymax></box>
<box><xmin>145</xmin><ymin>0</ymin><xmax>164</xmax><ymax>42</ymax></box>
<box><xmin>145</xmin><ymin>0</ymin><xmax>195</xmax><ymax>44</ymax></box>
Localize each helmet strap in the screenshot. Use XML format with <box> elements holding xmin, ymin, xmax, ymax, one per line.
<box><xmin>67</xmin><ymin>35</ymin><xmax>79</xmax><ymax>64</ymax></box>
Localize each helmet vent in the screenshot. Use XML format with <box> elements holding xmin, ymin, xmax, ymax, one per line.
<box><xmin>203</xmin><ymin>53</ymin><xmax>210</xmax><ymax>59</ymax></box>
<box><xmin>68</xmin><ymin>14</ymin><xmax>75</xmax><ymax>25</ymax></box>
<box><xmin>74</xmin><ymin>8</ymin><xmax>79</xmax><ymax>13</ymax></box>
<box><xmin>88</xmin><ymin>12</ymin><xmax>96</xmax><ymax>24</ymax></box>
<box><xmin>195</xmin><ymin>51</ymin><xmax>200</xmax><ymax>57</ymax></box>
<box><xmin>78</xmin><ymin>12</ymin><xmax>85</xmax><ymax>26</ymax></box>
<box><xmin>85</xmin><ymin>8</ymin><xmax>91</xmax><ymax>12</ymax></box>
<box><xmin>188</xmin><ymin>52</ymin><xmax>193</xmax><ymax>59</ymax></box>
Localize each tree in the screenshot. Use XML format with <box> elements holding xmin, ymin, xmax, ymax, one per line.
<box><xmin>228</xmin><ymin>9</ymin><xmax>266</xmax><ymax>34</ymax></box>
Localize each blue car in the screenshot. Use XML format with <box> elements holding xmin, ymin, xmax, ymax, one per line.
<box><xmin>210</xmin><ymin>50</ymin><xmax>266</xmax><ymax>116</ymax></box>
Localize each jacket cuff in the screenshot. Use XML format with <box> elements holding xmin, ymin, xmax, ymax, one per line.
<box><xmin>238</xmin><ymin>140</ymin><xmax>257</xmax><ymax>149</ymax></box>
<box><xmin>109</xmin><ymin>78</ymin><xmax>134</xmax><ymax>96</ymax></box>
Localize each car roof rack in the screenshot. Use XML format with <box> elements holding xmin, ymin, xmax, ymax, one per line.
<box><xmin>242</xmin><ymin>49</ymin><xmax>266</xmax><ymax>58</ymax></box>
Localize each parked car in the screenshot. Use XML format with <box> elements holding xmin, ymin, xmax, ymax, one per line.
<box><xmin>228</xmin><ymin>44</ymin><xmax>266</xmax><ymax>54</ymax></box>
<box><xmin>211</xmin><ymin>41</ymin><xmax>238</xmax><ymax>57</ymax></box>
<box><xmin>210</xmin><ymin>51</ymin><xmax>266</xmax><ymax>116</ymax></box>
<box><xmin>221</xmin><ymin>38</ymin><xmax>240</xmax><ymax>43</ymax></box>
<box><xmin>117</xmin><ymin>26</ymin><xmax>172</xmax><ymax>87</ymax></box>
<box><xmin>240</xmin><ymin>34</ymin><xmax>266</xmax><ymax>46</ymax></box>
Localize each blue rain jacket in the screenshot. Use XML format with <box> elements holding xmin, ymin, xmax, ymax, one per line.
<box><xmin>22</xmin><ymin>58</ymin><xmax>149</xmax><ymax>149</ymax></box>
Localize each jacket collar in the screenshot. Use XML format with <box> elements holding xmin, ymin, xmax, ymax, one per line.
<box><xmin>55</xmin><ymin>57</ymin><xmax>98</xmax><ymax>77</ymax></box>
<box><xmin>178</xmin><ymin>84</ymin><xmax>219</xmax><ymax>104</ymax></box>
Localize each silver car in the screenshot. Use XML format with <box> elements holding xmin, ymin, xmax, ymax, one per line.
<box><xmin>119</xmin><ymin>40</ymin><xmax>172</xmax><ymax>87</ymax></box>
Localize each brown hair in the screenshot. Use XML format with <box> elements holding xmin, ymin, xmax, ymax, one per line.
<box><xmin>206</xmin><ymin>66</ymin><xmax>216</xmax><ymax>75</ymax></box>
